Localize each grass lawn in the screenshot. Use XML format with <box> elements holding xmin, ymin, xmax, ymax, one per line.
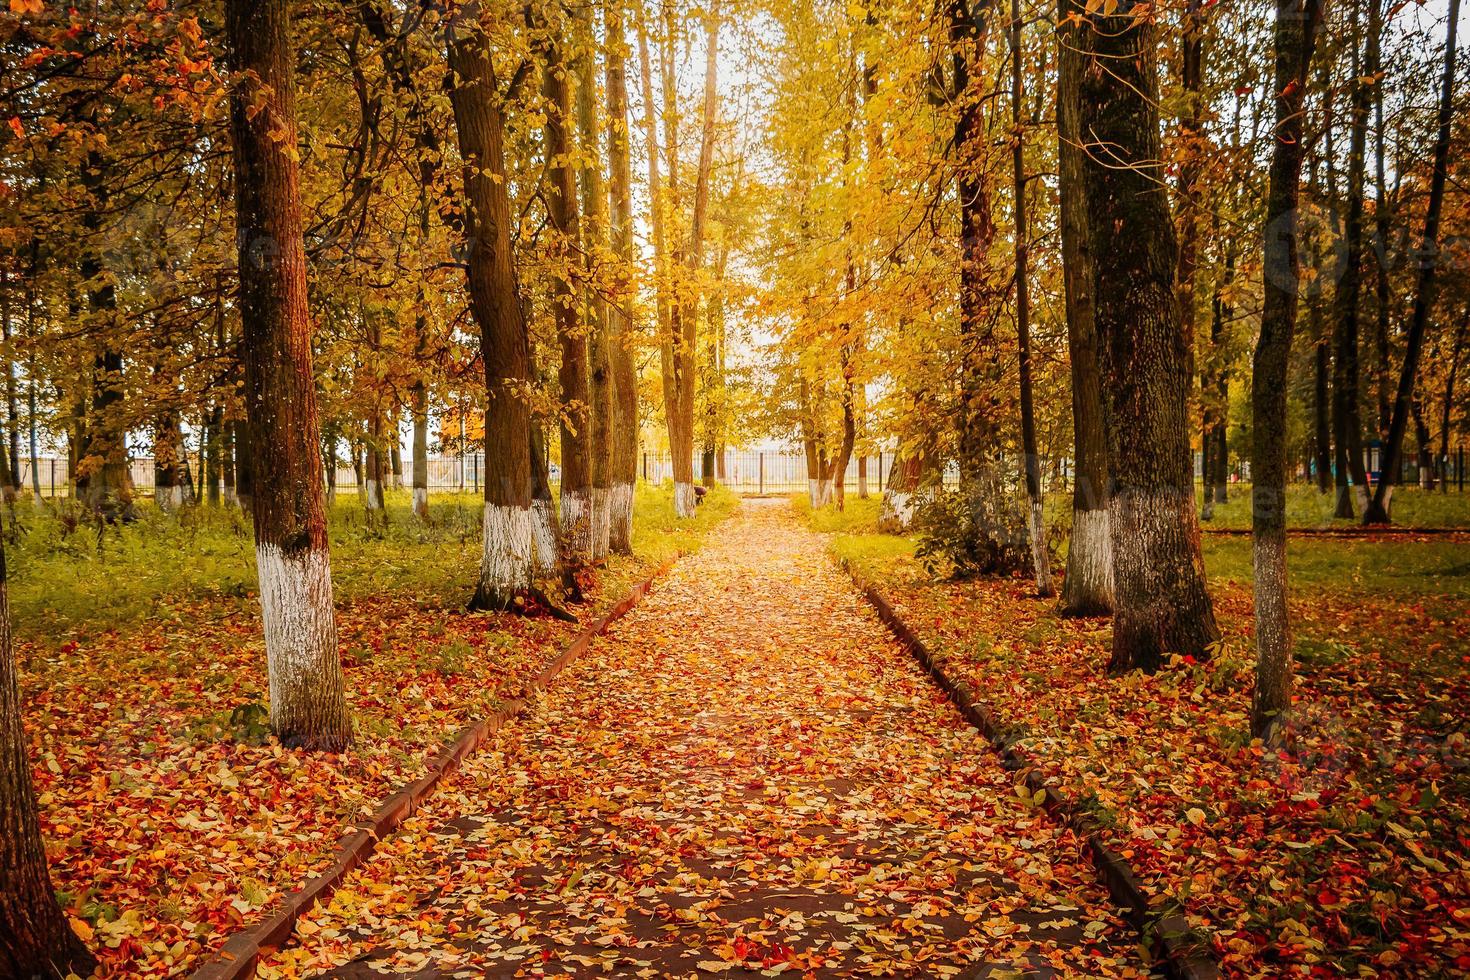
<box><xmin>798</xmin><ymin>490</ymin><xmax>1470</xmax><ymax>977</ymax></box>
<box><xmin>10</xmin><ymin>483</ymin><xmax>736</xmax><ymax>977</ymax></box>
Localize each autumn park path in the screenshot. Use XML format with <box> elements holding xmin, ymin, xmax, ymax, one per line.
<box><xmin>260</xmin><ymin>502</ymin><xmax>1149</xmax><ymax>979</ymax></box>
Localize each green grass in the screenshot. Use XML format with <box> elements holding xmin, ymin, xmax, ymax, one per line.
<box><xmin>1200</xmin><ymin>535</ymin><xmax>1470</xmax><ymax>598</ymax></box>
<box><xmin>790</xmin><ymin>493</ymin><xmax>916</xmax><ymax>580</ymax></box>
<box><xmin>1196</xmin><ymin>483</ymin><xmax>1470</xmax><ymax>529</ymax></box>
<box><xmin>793</xmin><ymin>486</ymin><xmax>1468</xmax><ymax>600</ymax></box>
<box><xmin>6</xmin><ymin>482</ymin><xmax>735</xmax><ymax>641</ymax></box>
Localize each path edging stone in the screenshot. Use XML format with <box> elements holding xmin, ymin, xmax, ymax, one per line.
<box><xmin>843</xmin><ymin>560</ymin><xmax>1221</xmax><ymax>980</ymax></box>
<box><xmin>187</xmin><ymin>559</ymin><xmax>675</xmax><ymax>980</ymax></box>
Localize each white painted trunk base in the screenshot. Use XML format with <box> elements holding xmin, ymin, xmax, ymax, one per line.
<box><xmin>561</xmin><ymin>488</ymin><xmax>594</xmax><ymax>561</ymax></box>
<box><xmin>1352</xmin><ymin>484</ymin><xmax>1369</xmax><ymax>515</ymax></box>
<box><xmin>608</xmin><ymin>482</ymin><xmax>635</xmax><ymax>553</ymax></box>
<box><xmin>878</xmin><ymin>490</ymin><xmax>915</xmax><ymax>531</ymax></box>
<box><xmin>531</xmin><ymin>498</ymin><xmax>559</xmax><ymax>576</ymax></box>
<box><xmin>412</xmin><ymin>487</ymin><xmax>428</xmax><ymax>518</ymax></box>
<box><xmin>590</xmin><ymin>487</ymin><xmax>611</xmax><ymax>560</ymax></box>
<box><xmin>254</xmin><ymin>543</ymin><xmax>343</xmax><ymax>736</ymax></box>
<box><xmin>1380</xmin><ymin>484</ymin><xmax>1395</xmax><ymax>515</ymax></box>
<box><xmin>365</xmin><ymin>479</ymin><xmax>383</xmax><ymax>511</ymax></box>
<box><xmin>674</xmin><ymin>481</ymin><xmax>696</xmax><ymax>519</ymax></box>
<box><xmin>157</xmin><ymin>486</ymin><xmax>185</xmax><ymax>511</ymax></box>
<box><xmin>479</xmin><ymin>502</ymin><xmax>535</xmax><ymax>596</ymax></box>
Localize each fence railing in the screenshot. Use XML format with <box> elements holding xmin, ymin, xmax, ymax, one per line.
<box><xmin>10</xmin><ymin>445</ymin><xmax>1469</xmax><ymax>499</ymax></box>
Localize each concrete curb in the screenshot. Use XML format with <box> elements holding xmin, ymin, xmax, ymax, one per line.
<box><xmin>845</xmin><ymin>562</ymin><xmax>1221</xmax><ymax>980</ymax></box>
<box><xmin>188</xmin><ymin>560</ymin><xmax>675</xmax><ymax>980</ymax></box>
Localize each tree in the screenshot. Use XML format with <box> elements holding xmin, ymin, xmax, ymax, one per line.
<box><xmin>574</xmin><ymin>2</ymin><xmax>614</xmax><ymax>561</ymax></box>
<box><xmin>1</xmin><ymin>535</ymin><xmax>94</xmax><ymax>978</ymax></box>
<box><xmin>1363</xmin><ymin>0</ymin><xmax>1460</xmax><ymax>523</ymax></box>
<box><xmin>1056</xmin><ymin>0</ymin><xmax>1112</xmax><ymax>616</ymax></box>
<box><xmin>1075</xmin><ymin>0</ymin><xmax>1220</xmax><ymax>671</ymax></box>
<box><xmin>1252</xmin><ymin>0</ymin><xmax>1326</xmax><ymax>743</ymax></box>
<box><xmin>1331</xmin><ymin>0</ymin><xmax>1374</xmax><ymax>518</ymax></box>
<box><xmin>442</xmin><ymin>0</ymin><xmax>538</xmax><ymax>611</ymax></box>
<box><xmin>226</xmin><ymin>0</ymin><xmax>352</xmax><ymax>750</ymax></box>
<box><xmin>603</xmin><ymin>0</ymin><xmax>640</xmax><ymax>553</ymax></box>
<box><xmin>1009</xmin><ymin>0</ymin><xmax>1052</xmax><ymax>596</ymax></box>
<box><xmin>539</xmin><ymin>12</ymin><xmax>594</xmax><ymax>568</ymax></box>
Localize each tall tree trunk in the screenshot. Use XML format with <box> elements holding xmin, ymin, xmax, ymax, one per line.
<box><xmin>1363</xmin><ymin>0</ymin><xmax>1459</xmax><ymax>523</ymax></box>
<box><xmin>365</xmin><ymin>409</ymin><xmax>386</xmax><ymax>513</ymax></box>
<box><xmin>1439</xmin><ymin>309</ymin><xmax>1468</xmax><ymax>492</ymax></box>
<box><xmin>1203</xmin><ymin>249</ymin><xmax>1234</xmax><ymax>520</ymax></box>
<box><xmin>605</xmin><ymin>0</ymin><xmax>639</xmax><ymax>553</ymax></box>
<box><xmin>1332</xmin><ymin>0</ymin><xmax>1374</xmax><ymax>517</ymax></box>
<box><xmin>1368</xmin><ymin>0</ymin><xmax>1393</xmax><ymax>439</ymax></box>
<box><xmin>1077</xmin><ymin>0</ymin><xmax>1219</xmax><ymax>670</ymax></box>
<box><xmin>444</xmin><ymin>0</ymin><xmax>538</xmax><ymax>610</ymax></box>
<box><xmin>1</xmin><ymin>534</ymin><xmax>96</xmax><ymax>977</ymax></box>
<box><xmin>659</xmin><ymin>2</ymin><xmax>720</xmax><ymax>519</ymax></box>
<box><xmin>411</xmin><ymin>380</ymin><xmax>429</xmax><ymax>519</ymax></box>
<box><xmin>226</xmin><ymin>0</ymin><xmax>351</xmax><ymax>751</ymax></box>
<box><xmin>1057</xmin><ymin>0</ymin><xmax>1112</xmax><ymax>615</ymax></box>
<box><xmin>542</xmin><ymin>20</ymin><xmax>594</xmax><ymax>568</ymax></box>
<box><xmin>574</xmin><ymin>3</ymin><xmax>613</xmax><ymax>561</ymax></box>
<box><xmin>1010</xmin><ymin>0</ymin><xmax>1052</xmax><ymax>596</ymax></box>
<box><xmin>75</xmin><ymin>151</ymin><xmax>134</xmax><ymax>522</ymax></box>
<box><xmin>1252</xmin><ymin>0</ymin><xmax>1324</xmax><ymax>743</ymax></box>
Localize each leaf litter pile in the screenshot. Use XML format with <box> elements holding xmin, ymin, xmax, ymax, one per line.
<box><xmin>845</xmin><ymin>546</ymin><xmax>1470</xmax><ymax>977</ymax></box>
<box><xmin>259</xmin><ymin>502</ymin><xmax>1150</xmax><ymax>979</ymax></box>
<box><xmin>19</xmin><ymin>550</ymin><xmax>668</xmax><ymax>977</ymax></box>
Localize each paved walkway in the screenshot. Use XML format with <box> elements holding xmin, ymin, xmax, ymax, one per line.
<box><xmin>260</xmin><ymin>501</ymin><xmax>1148</xmax><ymax>979</ymax></box>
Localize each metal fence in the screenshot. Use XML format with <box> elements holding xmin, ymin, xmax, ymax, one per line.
<box><xmin>13</xmin><ymin>444</ymin><xmax>1470</xmax><ymax>498</ymax></box>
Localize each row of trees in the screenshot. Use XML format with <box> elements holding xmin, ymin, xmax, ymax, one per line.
<box><xmin>1</xmin><ymin>0</ymin><xmax>745</xmax><ymax>972</ymax></box>
<box><xmin>748</xmin><ymin>0</ymin><xmax>1463</xmax><ymax>682</ymax></box>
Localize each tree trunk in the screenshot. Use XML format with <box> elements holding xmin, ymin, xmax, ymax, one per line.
<box><xmin>1368</xmin><ymin>0</ymin><xmax>1393</xmax><ymax>439</ymax></box>
<box><xmin>1010</xmin><ymin>0</ymin><xmax>1052</xmax><ymax>596</ymax></box>
<box><xmin>542</xmin><ymin>21</ymin><xmax>594</xmax><ymax>567</ymax></box>
<box><xmin>234</xmin><ymin>419</ymin><xmax>253</xmax><ymax>513</ymax></box>
<box><xmin>1076</xmin><ymin>0</ymin><xmax>1219</xmax><ymax>670</ymax></box>
<box><xmin>411</xmin><ymin>380</ymin><xmax>429</xmax><ymax>519</ymax></box>
<box><xmin>1332</xmin><ymin>0</ymin><xmax>1374</xmax><ymax>518</ymax></box>
<box><xmin>1</xmin><ymin>535</ymin><xmax>96</xmax><ymax>978</ymax></box>
<box><xmin>365</xmin><ymin>410</ymin><xmax>386</xmax><ymax>513</ymax></box>
<box><xmin>1203</xmin><ymin>251</ymin><xmax>1234</xmax><ymax>520</ymax></box>
<box><xmin>1056</xmin><ymin>0</ymin><xmax>1111</xmax><ymax>616</ymax></box>
<box><xmin>75</xmin><ymin>150</ymin><xmax>134</xmax><ymax>522</ymax></box>
<box><xmin>1363</xmin><ymin>0</ymin><xmax>1459</xmax><ymax>523</ymax></box>
<box><xmin>1438</xmin><ymin>309</ymin><xmax>1468</xmax><ymax>491</ymax></box>
<box><xmin>605</xmin><ymin>0</ymin><xmax>639</xmax><ymax>553</ymax></box>
<box><xmin>444</xmin><ymin>0</ymin><xmax>538</xmax><ymax>609</ymax></box>
<box><xmin>1252</xmin><ymin>0</ymin><xmax>1325</xmax><ymax>743</ymax></box>
<box><xmin>226</xmin><ymin>0</ymin><xmax>351</xmax><ymax>751</ymax></box>
<box><xmin>574</xmin><ymin>3</ymin><xmax>613</xmax><ymax>561</ymax></box>
<box><xmin>878</xmin><ymin>451</ymin><xmax>927</xmax><ymax>532</ymax></box>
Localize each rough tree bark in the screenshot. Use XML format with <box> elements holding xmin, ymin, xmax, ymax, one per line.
<box><xmin>604</xmin><ymin>0</ymin><xmax>639</xmax><ymax>553</ymax></box>
<box><xmin>1332</xmin><ymin>0</ymin><xmax>1374</xmax><ymax>517</ymax></box>
<box><xmin>1010</xmin><ymin>0</ymin><xmax>1052</xmax><ymax>596</ymax></box>
<box><xmin>1076</xmin><ymin>0</ymin><xmax>1220</xmax><ymax>670</ymax></box>
<box><xmin>1364</xmin><ymin>0</ymin><xmax>1459</xmax><ymax>523</ymax></box>
<box><xmin>1</xmin><ymin>535</ymin><xmax>96</xmax><ymax>978</ymax></box>
<box><xmin>1056</xmin><ymin>0</ymin><xmax>1112</xmax><ymax>616</ymax></box>
<box><xmin>574</xmin><ymin>3</ymin><xmax>613</xmax><ymax>561</ymax></box>
<box><xmin>443</xmin><ymin>0</ymin><xmax>538</xmax><ymax>610</ymax></box>
<box><xmin>226</xmin><ymin>0</ymin><xmax>352</xmax><ymax>750</ymax></box>
<box><xmin>1252</xmin><ymin>0</ymin><xmax>1324</xmax><ymax>743</ymax></box>
<box><xmin>540</xmin><ymin>19</ymin><xmax>594</xmax><ymax>568</ymax></box>
<box><xmin>1439</xmin><ymin>309</ymin><xmax>1468</xmax><ymax>491</ymax></box>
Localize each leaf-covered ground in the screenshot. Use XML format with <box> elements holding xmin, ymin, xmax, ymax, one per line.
<box><xmin>16</xmin><ymin>486</ymin><xmax>736</xmax><ymax>978</ymax></box>
<box><xmin>258</xmin><ymin>501</ymin><xmax>1151</xmax><ymax>979</ymax></box>
<box><xmin>820</xmin><ymin>498</ymin><xmax>1470</xmax><ymax>978</ymax></box>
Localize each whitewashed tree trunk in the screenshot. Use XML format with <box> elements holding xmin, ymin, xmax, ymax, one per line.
<box><xmin>608</xmin><ymin>481</ymin><xmax>635</xmax><ymax>553</ymax></box>
<box><xmin>477</xmin><ymin>502</ymin><xmax>534</xmax><ymax>599</ymax></box>
<box><xmin>1061</xmin><ymin>506</ymin><xmax>1113</xmax><ymax>614</ymax></box>
<box><xmin>531</xmin><ymin>497</ymin><xmax>559</xmax><ymax>577</ymax></box>
<box><xmin>674</xmin><ymin>480</ymin><xmax>696</xmax><ymax>518</ymax></box>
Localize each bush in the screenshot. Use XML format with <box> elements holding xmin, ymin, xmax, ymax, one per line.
<box><xmin>912</xmin><ymin>483</ymin><xmax>1034</xmax><ymax>580</ymax></box>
